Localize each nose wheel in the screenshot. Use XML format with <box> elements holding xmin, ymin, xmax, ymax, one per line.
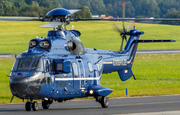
<box><xmin>25</xmin><ymin>101</ymin><xmax>38</xmax><ymax>111</ymax></box>
<box><xmin>95</xmin><ymin>96</ymin><xmax>109</xmax><ymax>108</ymax></box>
<box><xmin>101</xmin><ymin>96</ymin><xmax>109</xmax><ymax>108</ymax></box>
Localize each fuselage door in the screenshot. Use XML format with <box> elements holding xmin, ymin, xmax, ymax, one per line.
<box><xmin>44</xmin><ymin>59</ymin><xmax>54</xmax><ymax>96</ymax></box>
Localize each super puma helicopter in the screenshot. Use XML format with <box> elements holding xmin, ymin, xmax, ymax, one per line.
<box><xmin>0</xmin><ymin>6</ymin><xmax>178</xmax><ymax>111</ymax></box>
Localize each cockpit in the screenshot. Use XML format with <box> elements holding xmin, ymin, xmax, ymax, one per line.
<box><xmin>12</xmin><ymin>58</ymin><xmax>43</xmax><ymax>72</ymax></box>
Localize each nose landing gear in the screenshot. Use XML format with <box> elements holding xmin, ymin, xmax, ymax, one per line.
<box><xmin>95</xmin><ymin>96</ymin><xmax>109</xmax><ymax>108</ymax></box>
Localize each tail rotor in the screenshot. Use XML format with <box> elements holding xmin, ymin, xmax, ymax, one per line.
<box><xmin>114</xmin><ymin>2</ymin><xmax>134</xmax><ymax>51</ymax></box>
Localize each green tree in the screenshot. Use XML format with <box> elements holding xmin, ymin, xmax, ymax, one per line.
<box><xmin>14</xmin><ymin>0</ymin><xmax>27</xmax><ymax>9</ymax></box>
<box><xmin>73</xmin><ymin>6</ymin><xmax>92</xmax><ymax>18</ymax></box>
<box><xmin>161</xmin><ymin>10</ymin><xmax>180</xmax><ymax>25</ymax></box>
<box><xmin>19</xmin><ymin>5</ymin><xmax>47</xmax><ymax>17</ymax></box>
<box><xmin>31</xmin><ymin>1</ymin><xmax>39</xmax><ymax>7</ymax></box>
<box><xmin>35</xmin><ymin>0</ymin><xmax>62</xmax><ymax>8</ymax></box>
<box><xmin>0</xmin><ymin>3</ymin><xmax>4</xmax><ymax>16</ymax></box>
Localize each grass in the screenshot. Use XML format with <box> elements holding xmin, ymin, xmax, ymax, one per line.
<box><xmin>0</xmin><ymin>20</ymin><xmax>180</xmax><ymax>103</ymax></box>
<box><xmin>0</xmin><ymin>21</ymin><xmax>180</xmax><ymax>54</ymax></box>
<box><xmin>101</xmin><ymin>54</ymin><xmax>180</xmax><ymax>97</ymax></box>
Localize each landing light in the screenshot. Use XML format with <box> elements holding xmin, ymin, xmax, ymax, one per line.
<box><xmin>89</xmin><ymin>90</ymin><xmax>93</xmax><ymax>95</ymax></box>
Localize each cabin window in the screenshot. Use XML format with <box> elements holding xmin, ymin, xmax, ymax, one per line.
<box><xmin>88</xmin><ymin>62</ymin><xmax>93</xmax><ymax>73</ymax></box>
<box><xmin>57</xmin><ymin>63</ymin><xmax>63</xmax><ymax>70</ymax></box>
<box><xmin>96</xmin><ymin>63</ymin><xmax>100</xmax><ymax>72</ymax></box>
<box><xmin>18</xmin><ymin>59</ymin><xmax>33</xmax><ymax>71</ymax></box>
<box><xmin>72</xmin><ymin>62</ymin><xmax>79</xmax><ymax>77</ymax></box>
<box><xmin>47</xmin><ymin>77</ymin><xmax>51</xmax><ymax>84</ymax></box>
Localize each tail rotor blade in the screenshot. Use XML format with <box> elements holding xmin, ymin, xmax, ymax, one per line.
<box><xmin>125</xmin><ymin>35</ymin><xmax>127</xmax><ymax>42</ymax></box>
<box><xmin>114</xmin><ymin>23</ymin><xmax>123</xmax><ymax>34</ymax></box>
<box><xmin>120</xmin><ymin>35</ymin><xmax>125</xmax><ymax>51</ymax></box>
<box><xmin>127</xmin><ymin>21</ymin><xmax>134</xmax><ymax>31</ymax></box>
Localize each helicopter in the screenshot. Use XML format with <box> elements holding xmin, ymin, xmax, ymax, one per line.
<box><xmin>0</xmin><ymin>6</ymin><xmax>178</xmax><ymax>111</ymax></box>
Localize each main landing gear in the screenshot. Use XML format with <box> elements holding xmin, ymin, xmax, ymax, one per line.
<box><xmin>42</xmin><ymin>99</ymin><xmax>53</xmax><ymax>109</ymax></box>
<box><xmin>25</xmin><ymin>99</ymin><xmax>53</xmax><ymax>111</ymax></box>
<box><xmin>95</xmin><ymin>96</ymin><xmax>109</xmax><ymax>108</ymax></box>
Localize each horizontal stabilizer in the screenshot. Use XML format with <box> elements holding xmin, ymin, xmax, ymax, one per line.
<box><xmin>118</xmin><ymin>69</ymin><xmax>134</xmax><ymax>81</ymax></box>
<box><xmin>134</xmin><ymin>40</ymin><xmax>176</xmax><ymax>43</ymax></box>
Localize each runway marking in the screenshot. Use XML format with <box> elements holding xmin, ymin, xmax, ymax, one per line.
<box><xmin>110</xmin><ymin>101</ymin><xmax>180</xmax><ymax>107</ymax></box>
<box><xmin>45</xmin><ymin>101</ymin><xmax>180</xmax><ymax>110</ymax></box>
<box><xmin>71</xmin><ymin>101</ymin><xmax>180</xmax><ymax>109</ymax></box>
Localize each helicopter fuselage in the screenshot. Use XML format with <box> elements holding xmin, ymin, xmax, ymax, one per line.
<box><xmin>6</xmin><ymin>29</ymin><xmax>147</xmax><ymax>114</ymax></box>
<box><xmin>9</xmin><ymin>29</ymin><xmax>142</xmax><ymax>100</ymax></box>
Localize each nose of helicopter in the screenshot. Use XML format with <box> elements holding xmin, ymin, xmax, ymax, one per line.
<box><xmin>10</xmin><ymin>76</ymin><xmax>28</xmax><ymax>94</ymax></box>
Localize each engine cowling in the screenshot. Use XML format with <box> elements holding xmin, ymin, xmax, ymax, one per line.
<box><xmin>66</xmin><ymin>31</ymin><xmax>86</xmax><ymax>55</ymax></box>
<box><xmin>67</xmin><ymin>39</ymin><xmax>86</xmax><ymax>55</ymax></box>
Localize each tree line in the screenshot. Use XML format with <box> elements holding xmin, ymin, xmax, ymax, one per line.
<box><xmin>0</xmin><ymin>0</ymin><xmax>180</xmax><ymax>24</ymax></box>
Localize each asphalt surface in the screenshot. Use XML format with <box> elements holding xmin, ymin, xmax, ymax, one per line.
<box><xmin>1</xmin><ymin>95</ymin><xmax>180</xmax><ymax>115</ymax></box>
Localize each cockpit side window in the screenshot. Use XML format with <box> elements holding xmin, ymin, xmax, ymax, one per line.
<box><xmin>12</xmin><ymin>59</ymin><xmax>19</xmax><ymax>71</ymax></box>
<box><xmin>72</xmin><ymin>62</ymin><xmax>79</xmax><ymax>77</ymax></box>
<box><xmin>30</xmin><ymin>59</ymin><xmax>43</xmax><ymax>71</ymax></box>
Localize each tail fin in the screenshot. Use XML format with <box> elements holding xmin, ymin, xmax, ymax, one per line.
<box><xmin>118</xmin><ymin>31</ymin><xmax>176</xmax><ymax>81</ymax></box>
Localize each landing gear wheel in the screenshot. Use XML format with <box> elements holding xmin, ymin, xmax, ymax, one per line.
<box><xmin>32</xmin><ymin>101</ymin><xmax>38</xmax><ymax>111</ymax></box>
<box><xmin>25</xmin><ymin>102</ymin><xmax>31</xmax><ymax>111</ymax></box>
<box><xmin>101</xmin><ymin>96</ymin><xmax>109</xmax><ymax>108</ymax></box>
<box><xmin>42</xmin><ymin>100</ymin><xmax>50</xmax><ymax>109</ymax></box>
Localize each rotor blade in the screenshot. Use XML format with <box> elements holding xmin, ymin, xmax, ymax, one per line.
<box><xmin>10</xmin><ymin>95</ymin><xmax>14</xmax><ymax>103</ymax></box>
<box><xmin>114</xmin><ymin>23</ymin><xmax>124</xmax><ymax>33</ymax></box>
<box><xmin>40</xmin><ymin>21</ymin><xmax>63</xmax><ymax>28</ymax></box>
<box><xmin>0</xmin><ymin>18</ymin><xmax>43</xmax><ymax>21</ymax></box>
<box><xmin>68</xmin><ymin>9</ymin><xmax>81</xmax><ymax>14</ymax></box>
<box><xmin>74</xmin><ymin>18</ymin><xmax>180</xmax><ymax>21</ymax></box>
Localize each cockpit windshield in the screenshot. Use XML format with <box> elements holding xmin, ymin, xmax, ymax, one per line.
<box><xmin>12</xmin><ymin>58</ymin><xmax>43</xmax><ymax>71</ymax></box>
<box><xmin>18</xmin><ymin>59</ymin><xmax>33</xmax><ymax>71</ymax></box>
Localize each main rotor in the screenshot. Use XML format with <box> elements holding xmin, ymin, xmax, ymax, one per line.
<box><xmin>40</xmin><ymin>8</ymin><xmax>80</xmax><ymax>30</ymax></box>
